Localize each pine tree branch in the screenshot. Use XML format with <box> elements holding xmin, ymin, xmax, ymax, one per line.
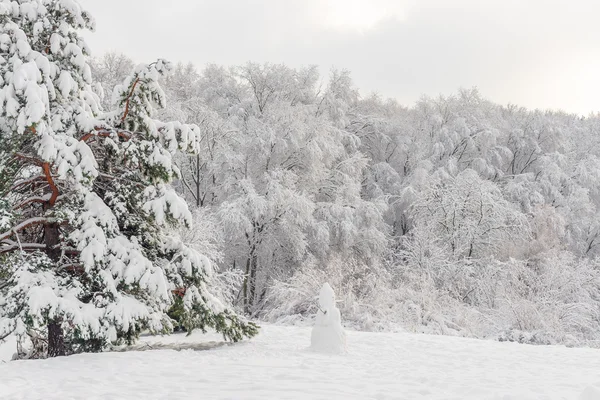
<box><xmin>97</xmin><ymin>172</ymin><xmax>144</xmax><ymax>188</ymax></box>
<box><xmin>0</xmin><ymin>217</ymin><xmax>57</xmax><ymax>243</ymax></box>
<box><xmin>80</xmin><ymin>128</ymin><xmax>133</xmax><ymax>142</ymax></box>
<box><xmin>56</xmin><ymin>263</ymin><xmax>85</xmax><ymax>274</ymax></box>
<box><xmin>12</xmin><ymin>195</ymin><xmax>50</xmax><ymax>209</ymax></box>
<box><xmin>14</xmin><ymin>153</ymin><xmax>43</xmax><ymax>166</ymax></box>
<box><xmin>0</xmin><ymin>243</ymin><xmax>46</xmax><ymax>254</ymax></box>
<box><xmin>13</xmin><ymin>195</ymin><xmax>65</xmax><ymax>210</ymax></box>
<box><xmin>10</xmin><ymin>175</ymin><xmax>46</xmax><ymax>192</ymax></box>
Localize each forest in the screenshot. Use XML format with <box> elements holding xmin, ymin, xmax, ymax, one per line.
<box><xmin>91</xmin><ymin>53</ymin><xmax>600</xmax><ymax>347</ymax></box>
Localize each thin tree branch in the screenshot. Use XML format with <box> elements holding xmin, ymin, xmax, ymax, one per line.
<box><xmin>121</xmin><ymin>78</ymin><xmax>141</xmax><ymax>124</ymax></box>
<box><xmin>0</xmin><ymin>217</ymin><xmax>57</xmax><ymax>243</ymax></box>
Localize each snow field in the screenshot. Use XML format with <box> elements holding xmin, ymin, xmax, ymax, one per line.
<box><xmin>2</xmin><ymin>324</ymin><xmax>600</xmax><ymax>399</ymax></box>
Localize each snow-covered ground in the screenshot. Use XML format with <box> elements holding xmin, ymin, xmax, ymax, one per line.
<box><xmin>1</xmin><ymin>324</ymin><xmax>600</xmax><ymax>399</ymax></box>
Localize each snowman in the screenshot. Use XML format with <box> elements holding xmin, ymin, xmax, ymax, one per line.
<box><xmin>310</xmin><ymin>283</ymin><xmax>347</xmax><ymax>354</ymax></box>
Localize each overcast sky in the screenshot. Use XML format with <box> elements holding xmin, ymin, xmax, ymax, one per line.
<box><xmin>78</xmin><ymin>0</ymin><xmax>600</xmax><ymax>115</ymax></box>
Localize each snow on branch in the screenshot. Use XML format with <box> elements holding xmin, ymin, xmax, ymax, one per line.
<box><xmin>0</xmin><ymin>217</ymin><xmax>57</xmax><ymax>243</ymax></box>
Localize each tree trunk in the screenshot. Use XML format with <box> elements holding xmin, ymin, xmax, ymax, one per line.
<box><xmin>248</xmin><ymin>252</ymin><xmax>258</xmax><ymax>309</ymax></box>
<box><xmin>47</xmin><ymin>321</ymin><xmax>66</xmax><ymax>357</ymax></box>
<box><xmin>44</xmin><ymin>221</ymin><xmax>61</xmax><ymax>262</ymax></box>
<box><xmin>211</xmin><ymin>173</ymin><xmax>216</xmax><ymax>204</ymax></box>
<box><xmin>44</xmin><ymin>221</ymin><xmax>65</xmax><ymax>357</ymax></box>
<box><xmin>243</xmin><ymin>256</ymin><xmax>251</xmax><ymax>314</ymax></box>
<box><xmin>196</xmin><ymin>153</ymin><xmax>201</xmax><ymax>207</ymax></box>
<box><xmin>243</xmin><ymin>246</ymin><xmax>259</xmax><ymax>314</ymax></box>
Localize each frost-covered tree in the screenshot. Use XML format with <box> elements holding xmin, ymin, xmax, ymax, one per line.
<box><xmin>411</xmin><ymin>169</ymin><xmax>529</xmax><ymax>260</ymax></box>
<box><xmin>0</xmin><ymin>0</ymin><xmax>256</xmax><ymax>359</ymax></box>
<box><xmin>89</xmin><ymin>51</ymin><xmax>134</xmax><ymax>110</ymax></box>
<box><xmin>154</xmin><ymin>63</ymin><xmax>390</xmax><ymax>315</ymax></box>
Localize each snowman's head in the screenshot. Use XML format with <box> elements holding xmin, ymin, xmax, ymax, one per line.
<box><xmin>318</xmin><ymin>282</ymin><xmax>336</xmax><ymax>310</ymax></box>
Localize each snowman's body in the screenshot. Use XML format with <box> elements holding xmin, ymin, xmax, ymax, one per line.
<box><xmin>310</xmin><ymin>283</ymin><xmax>346</xmax><ymax>354</ymax></box>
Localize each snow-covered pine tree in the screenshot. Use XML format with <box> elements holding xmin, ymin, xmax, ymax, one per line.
<box><xmin>0</xmin><ymin>0</ymin><xmax>257</xmax><ymax>358</ymax></box>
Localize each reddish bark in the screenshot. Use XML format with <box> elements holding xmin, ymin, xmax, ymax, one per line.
<box><xmin>121</xmin><ymin>78</ymin><xmax>140</xmax><ymax>125</ymax></box>
<box><xmin>42</xmin><ymin>163</ymin><xmax>59</xmax><ymax>206</ymax></box>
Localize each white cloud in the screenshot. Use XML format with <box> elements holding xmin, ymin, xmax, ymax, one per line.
<box><xmin>313</xmin><ymin>0</ymin><xmax>412</xmax><ymax>31</ymax></box>
<box><xmin>78</xmin><ymin>0</ymin><xmax>600</xmax><ymax>115</ymax></box>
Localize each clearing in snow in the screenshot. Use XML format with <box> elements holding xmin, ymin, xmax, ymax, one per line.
<box><xmin>1</xmin><ymin>324</ymin><xmax>600</xmax><ymax>399</ymax></box>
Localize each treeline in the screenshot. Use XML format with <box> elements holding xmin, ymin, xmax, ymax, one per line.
<box><xmin>93</xmin><ymin>53</ymin><xmax>600</xmax><ymax>346</ymax></box>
